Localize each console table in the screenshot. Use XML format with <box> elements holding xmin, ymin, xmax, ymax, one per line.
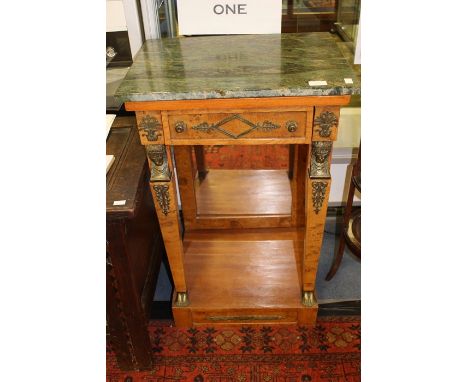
<box><xmin>116</xmin><ymin>33</ymin><xmax>360</xmax><ymax>326</ymax></box>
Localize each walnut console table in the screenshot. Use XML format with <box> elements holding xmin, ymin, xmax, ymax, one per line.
<box><xmin>116</xmin><ymin>33</ymin><xmax>360</xmax><ymax>326</ymax></box>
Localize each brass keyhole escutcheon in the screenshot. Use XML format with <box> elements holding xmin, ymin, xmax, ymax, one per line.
<box><xmin>286</xmin><ymin>121</ymin><xmax>298</xmax><ymax>132</ymax></box>
<box><xmin>175</xmin><ymin>121</ymin><xmax>186</xmax><ymax>133</ymax></box>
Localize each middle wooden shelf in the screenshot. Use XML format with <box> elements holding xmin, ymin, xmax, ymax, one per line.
<box><xmin>175</xmin><ymin>144</ymin><xmax>307</xmax><ymax>231</ymax></box>
<box><xmin>194</xmin><ymin>169</ymin><xmax>292</xmax><ymax>217</ymax></box>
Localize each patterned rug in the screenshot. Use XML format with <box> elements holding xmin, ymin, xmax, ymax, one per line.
<box><xmin>107</xmin><ymin>316</ymin><xmax>360</xmax><ymax>381</ymax></box>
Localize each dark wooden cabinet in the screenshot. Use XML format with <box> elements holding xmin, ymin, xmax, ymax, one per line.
<box><xmin>106</xmin><ymin>116</ymin><xmax>165</xmax><ymax>370</ymax></box>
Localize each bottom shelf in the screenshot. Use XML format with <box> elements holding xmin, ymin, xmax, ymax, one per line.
<box><xmin>173</xmin><ymin>228</ymin><xmax>317</xmax><ymax>326</ymax></box>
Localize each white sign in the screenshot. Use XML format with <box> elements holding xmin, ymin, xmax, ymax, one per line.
<box><xmin>176</xmin><ymin>0</ymin><xmax>282</xmax><ymax>35</ymax></box>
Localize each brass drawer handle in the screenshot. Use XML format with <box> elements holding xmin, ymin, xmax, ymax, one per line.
<box><xmin>175</xmin><ymin>121</ymin><xmax>186</xmax><ymax>133</ymax></box>
<box><xmin>286</xmin><ymin>120</ymin><xmax>298</xmax><ymax>132</ymax></box>
<box><xmin>207</xmin><ymin>315</ymin><xmax>284</xmax><ymax>321</ymax></box>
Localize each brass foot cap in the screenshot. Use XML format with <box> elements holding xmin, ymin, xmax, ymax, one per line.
<box><xmin>302</xmin><ymin>291</ymin><xmax>316</xmax><ymax>307</ymax></box>
<box><xmin>174</xmin><ymin>292</ymin><xmax>189</xmax><ymax>307</ymax></box>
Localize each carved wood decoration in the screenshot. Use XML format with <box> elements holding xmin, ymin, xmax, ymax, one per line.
<box><xmin>106</xmin><ymin>252</ymin><xmax>138</xmax><ymax>368</ymax></box>
<box><xmin>146</xmin><ymin>145</ymin><xmax>172</xmax><ymax>182</ymax></box>
<box><xmin>138</xmin><ymin>114</ymin><xmax>162</xmax><ymax>142</ymax></box>
<box><xmin>309</xmin><ymin>141</ymin><xmax>332</xmax><ymax>178</ymax></box>
<box><xmin>314</xmin><ymin>110</ymin><xmax>338</xmax><ymax>138</ymax></box>
<box><xmin>311</xmin><ymin>181</ymin><xmax>327</xmax><ymax>214</ymax></box>
<box><xmin>189</xmin><ymin>114</ymin><xmax>284</xmax><ymax>139</ymax></box>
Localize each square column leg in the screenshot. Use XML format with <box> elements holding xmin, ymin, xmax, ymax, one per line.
<box><xmin>173</xmin><ymin>146</ymin><xmax>197</xmax><ymax>231</ymax></box>
<box><xmin>194</xmin><ymin>145</ymin><xmax>207</xmax><ymax>180</ymax></box>
<box><xmin>145</xmin><ymin>144</ymin><xmax>189</xmax><ymax>307</ymax></box>
<box><xmin>302</xmin><ymin>106</ymin><xmax>340</xmax><ymax>305</ymax></box>
<box><xmin>135</xmin><ymin>111</ymin><xmax>190</xmax><ymax>315</ymax></box>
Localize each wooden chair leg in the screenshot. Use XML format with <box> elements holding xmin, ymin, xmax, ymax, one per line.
<box><xmin>326</xmin><ymin>180</ymin><xmax>355</xmax><ymax>281</ymax></box>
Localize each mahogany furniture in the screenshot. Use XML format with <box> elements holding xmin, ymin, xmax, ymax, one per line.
<box><xmin>326</xmin><ymin>143</ymin><xmax>361</xmax><ymax>280</ymax></box>
<box><xmin>115</xmin><ymin>33</ymin><xmax>360</xmax><ymax>327</ymax></box>
<box><xmin>106</xmin><ymin>116</ymin><xmax>165</xmax><ymax>370</ymax></box>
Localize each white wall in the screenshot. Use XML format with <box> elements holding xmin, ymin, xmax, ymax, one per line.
<box><xmin>122</xmin><ymin>0</ymin><xmax>144</xmax><ymax>57</ymax></box>
<box><xmin>106</xmin><ymin>0</ymin><xmax>127</xmax><ymax>32</ymax></box>
<box><xmin>335</xmin><ymin>107</ymin><xmax>361</xmax><ymax>149</ymax></box>
<box><xmin>329</xmin><ymin>107</ymin><xmax>361</xmax><ymax>206</ymax></box>
<box><xmin>330</xmin><ymin>160</ymin><xmax>361</xmax><ymax>207</ymax></box>
<box><xmin>106</xmin><ymin>0</ymin><xmax>143</xmax><ymax>58</ymax></box>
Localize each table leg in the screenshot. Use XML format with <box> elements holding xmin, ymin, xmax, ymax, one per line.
<box><xmin>194</xmin><ymin>145</ymin><xmax>208</xmax><ymax>180</ymax></box>
<box><xmin>145</xmin><ymin>144</ymin><xmax>189</xmax><ymax>307</ymax></box>
<box><xmin>302</xmin><ymin>141</ymin><xmax>333</xmax><ymax>305</ymax></box>
<box><xmin>288</xmin><ymin>145</ymin><xmax>295</xmax><ymax>180</ymax></box>
<box><xmin>290</xmin><ymin>144</ymin><xmax>308</xmax><ymax>227</ymax></box>
<box><xmin>174</xmin><ymin>146</ymin><xmax>197</xmax><ymax>231</ymax></box>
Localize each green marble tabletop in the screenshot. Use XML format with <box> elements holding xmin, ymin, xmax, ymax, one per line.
<box><xmin>115</xmin><ymin>32</ymin><xmax>360</xmax><ymax>102</ymax></box>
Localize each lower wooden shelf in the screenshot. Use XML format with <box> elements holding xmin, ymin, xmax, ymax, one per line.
<box><xmin>173</xmin><ymin>228</ymin><xmax>317</xmax><ymax>326</ymax></box>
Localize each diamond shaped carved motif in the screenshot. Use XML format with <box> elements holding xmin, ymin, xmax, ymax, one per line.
<box><xmin>192</xmin><ymin>114</ymin><xmax>280</xmax><ymax>139</ymax></box>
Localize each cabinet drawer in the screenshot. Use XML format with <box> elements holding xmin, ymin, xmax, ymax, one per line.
<box><xmin>167</xmin><ymin>110</ymin><xmax>310</xmax><ymax>143</ymax></box>
<box><xmin>192</xmin><ymin>309</ymin><xmax>298</xmax><ymax>325</ymax></box>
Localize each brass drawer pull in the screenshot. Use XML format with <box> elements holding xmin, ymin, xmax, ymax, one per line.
<box><xmin>175</xmin><ymin>121</ymin><xmax>187</xmax><ymax>133</ymax></box>
<box><xmin>207</xmin><ymin>314</ymin><xmax>284</xmax><ymax>321</ymax></box>
<box><xmin>286</xmin><ymin>120</ymin><xmax>298</xmax><ymax>132</ymax></box>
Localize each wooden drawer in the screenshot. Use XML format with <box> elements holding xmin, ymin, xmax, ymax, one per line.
<box><xmin>191</xmin><ymin>308</ymin><xmax>298</xmax><ymax>325</ymax></box>
<box><xmin>166</xmin><ymin>109</ymin><xmax>311</xmax><ymax>144</ymax></box>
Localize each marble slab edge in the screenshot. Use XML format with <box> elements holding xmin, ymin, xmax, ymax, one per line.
<box><xmin>116</xmin><ymin>86</ymin><xmax>360</xmax><ymax>103</ymax></box>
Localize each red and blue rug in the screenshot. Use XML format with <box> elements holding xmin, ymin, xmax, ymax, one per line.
<box><xmin>107</xmin><ymin>316</ymin><xmax>360</xmax><ymax>381</ymax></box>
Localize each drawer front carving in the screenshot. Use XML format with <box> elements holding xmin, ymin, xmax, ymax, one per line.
<box><xmin>168</xmin><ymin>110</ymin><xmax>308</xmax><ymax>141</ymax></box>
<box><xmin>192</xmin><ymin>309</ymin><xmax>298</xmax><ymax>324</ymax></box>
